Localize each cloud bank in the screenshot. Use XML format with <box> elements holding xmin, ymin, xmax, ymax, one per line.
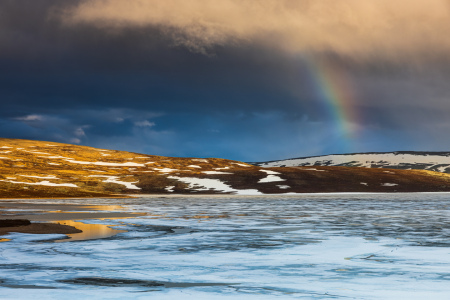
<box><xmin>65</xmin><ymin>0</ymin><xmax>450</xmax><ymax>59</ymax></box>
<box><xmin>1</xmin><ymin>1</ymin><xmax>450</xmax><ymax>160</ymax></box>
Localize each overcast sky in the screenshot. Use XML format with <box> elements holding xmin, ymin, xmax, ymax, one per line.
<box><xmin>2</xmin><ymin>0</ymin><xmax>450</xmax><ymax>161</ymax></box>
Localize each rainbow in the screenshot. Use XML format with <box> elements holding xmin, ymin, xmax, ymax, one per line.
<box><xmin>304</xmin><ymin>56</ymin><xmax>360</xmax><ymax>152</ymax></box>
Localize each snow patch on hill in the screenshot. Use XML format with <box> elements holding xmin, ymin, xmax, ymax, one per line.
<box><xmin>382</xmin><ymin>183</ymin><xmax>399</xmax><ymax>187</ymax></box>
<box><xmin>0</xmin><ymin>179</ymin><xmax>78</xmax><ymax>188</ymax></box>
<box><xmin>20</xmin><ymin>175</ymin><xmax>58</xmax><ymax>179</ymax></box>
<box><xmin>66</xmin><ymin>158</ymin><xmax>146</xmax><ymax>167</ymax></box>
<box><xmin>277</xmin><ymin>185</ymin><xmax>290</xmax><ymax>189</ymax></box>
<box><xmin>168</xmin><ymin>176</ymin><xmax>262</xmax><ymax>195</ymax></box>
<box><xmin>89</xmin><ymin>175</ymin><xmax>141</xmax><ymax>190</ymax></box>
<box><xmin>232</xmin><ymin>163</ymin><xmax>251</xmax><ymax>167</ymax></box>
<box><xmin>258</xmin><ymin>175</ymin><xmax>286</xmax><ymax>183</ymax></box>
<box><xmin>260</xmin><ymin>170</ymin><xmax>281</xmax><ymax>175</ymax></box>
<box><xmin>154</xmin><ymin>168</ymin><xmax>178</xmax><ymax>173</ymax></box>
<box><xmin>258</xmin><ymin>169</ymin><xmax>286</xmax><ymax>183</ymax></box>
<box><xmin>202</xmin><ymin>171</ymin><xmax>233</xmax><ymax>175</ymax></box>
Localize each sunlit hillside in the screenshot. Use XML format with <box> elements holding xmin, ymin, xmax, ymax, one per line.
<box><xmin>2</xmin><ymin>138</ymin><xmax>450</xmax><ymax>198</ymax></box>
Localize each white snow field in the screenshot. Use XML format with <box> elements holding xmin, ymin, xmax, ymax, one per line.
<box><xmin>257</xmin><ymin>152</ymin><xmax>450</xmax><ymax>173</ymax></box>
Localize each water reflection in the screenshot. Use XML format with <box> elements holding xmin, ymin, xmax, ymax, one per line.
<box><xmin>0</xmin><ymin>202</ymin><xmax>142</xmax><ymax>242</ymax></box>
<box><xmin>47</xmin><ymin>205</ymin><xmax>126</xmax><ymax>213</ymax></box>
<box><xmin>52</xmin><ymin>220</ymin><xmax>126</xmax><ymax>242</ymax></box>
<box><xmin>87</xmin><ymin>205</ymin><xmax>125</xmax><ymax>211</ymax></box>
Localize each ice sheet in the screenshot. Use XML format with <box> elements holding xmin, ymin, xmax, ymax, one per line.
<box><xmin>2</xmin><ymin>194</ymin><xmax>450</xmax><ymax>299</ymax></box>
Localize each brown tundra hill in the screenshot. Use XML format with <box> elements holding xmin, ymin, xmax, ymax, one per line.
<box><xmin>1</xmin><ymin>138</ymin><xmax>450</xmax><ymax>198</ymax></box>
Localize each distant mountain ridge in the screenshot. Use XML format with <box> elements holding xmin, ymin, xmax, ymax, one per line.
<box><xmin>253</xmin><ymin>151</ymin><xmax>450</xmax><ymax>173</ymax></box>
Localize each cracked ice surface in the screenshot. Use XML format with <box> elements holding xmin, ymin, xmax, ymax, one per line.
<box><xmin>2</xmin><ymin>193</ymin><xmax>450</xmax><ymax>299</ymax></box>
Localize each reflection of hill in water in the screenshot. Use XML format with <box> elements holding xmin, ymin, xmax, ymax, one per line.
<box><xmin>0</xmin><ymin>202</ymin><xmax>143</xmax><ymax>242</ymax></box>
<box><xmin>53</xmin><ymin>220</ymin><xmax>126</xmax><ymax>242</ymax></box>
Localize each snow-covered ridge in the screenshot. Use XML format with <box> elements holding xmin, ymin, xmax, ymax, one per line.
<box><xmin>255</xmin><ymin>151</ymin><xmax>450</xmax><ymax>173</ymax></box>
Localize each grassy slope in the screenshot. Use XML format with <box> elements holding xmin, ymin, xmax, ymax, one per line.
<box><xmin>1</xmin><ymin>138</ymin><xmax>450</xmax><ymax>198</ymax></box>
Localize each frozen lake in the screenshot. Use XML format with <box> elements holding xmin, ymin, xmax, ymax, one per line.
<box><xmin>2</xmin><ymin>193</ymin><xmax>450</xmax><ymax>299</ymax></box>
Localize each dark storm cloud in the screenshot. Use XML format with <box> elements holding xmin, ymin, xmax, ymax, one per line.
<box><xmin>1</xmin><ymin>0</ymin><xmax>450</xmax><ymax>160</ymax></box>
<box><xmin>0</xmin><ymin>0</ymin><xmax>304</xmax><ymax>113</ymax></box>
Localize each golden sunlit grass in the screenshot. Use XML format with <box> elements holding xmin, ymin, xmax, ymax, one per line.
<box><xmin>0</xmin><ymin>138</ymin><xmax>257</xmax><ymax>198</ymax></box>
<box><xmin>2</xmin><ymin>138</ymin><xmax>450</xmax><ymax>198</ymax></box>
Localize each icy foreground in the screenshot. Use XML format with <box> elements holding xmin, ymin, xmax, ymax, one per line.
<box><xmin>2</xmin><ymin>194</ymin><xmax>450</xmax><ymax>299</ymax></box>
